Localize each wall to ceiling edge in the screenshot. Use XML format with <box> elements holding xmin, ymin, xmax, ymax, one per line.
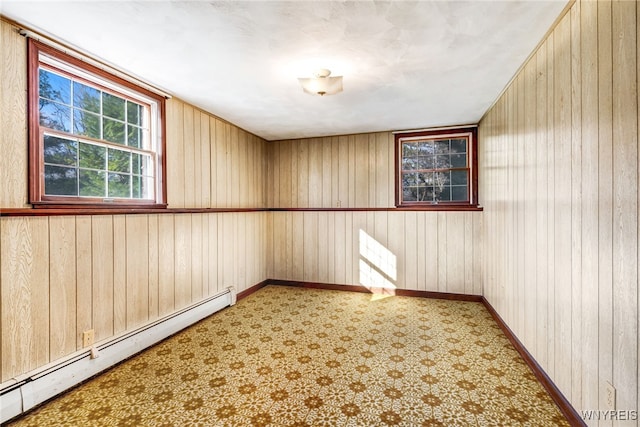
<box><xmin>478</xmin><ymin>0</ymin><xmax>639</xmax><ymax>422</ymax></box>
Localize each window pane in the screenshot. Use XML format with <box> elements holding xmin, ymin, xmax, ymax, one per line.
<box><xmin>417</xmin><ymin>141</ymin><xmax>434</xmax><ymax>155</ymax></box>
<box><xmin>79</xmin><ymin>142</ymin><xmax>106</xmax><ymax>169</ymax></box>
<box><xmin>39</xmin><ymin>69</ymin><xmax>71</xmax><ymax>104</ymax></box>
<box><xmin>40</xmin><ymin>100</ymin><xmax>71</xmax><ymax>132</ymax></box>
<box><xmin>433</xmin><ymin>172</ymin><xmax>450</xmax><ymax>196</ymax></box>
<box><xmin>402</xmin><ymin>143</ymin><xmax>417</xmax><ymax>157</ymax></box>
<box><xmin>434</xmin><ymin>154</ymin><xmax>451</xmax><ymax>169</ymax></box>
<box><xmin>437</xmin><ymin>186</ymin><xmax>451</xmax><ymax>201</ymax></box>
<box><xmin>108</xmin><ymin>149</ymin><xmax>131</xmax><ymax>173</ymax></box>
<box><xmin>108</xmin><ymin>173</ymin><xmax>130</xmax><ymax>198</ymax></box>
<box><xmin>45</xmin><ymin>165</ymin><xmax>77</xmax><ymax>195</ymax></box>
<box><xmin>416</xmin><ymin>156</ymin><xmax>434</xmax><ymax>170</ymax></box>
<box><xmin>103</xmin><ymin>93</ymin><xmax>125</xmax><ymax>120</ymax></box>
<box><xmin>73</xmin><ymin>82</ymin><xmax>100</xmax><ymax>113</ymax></box>
<box><xmin>452</xmin><ymin>186</ymin><xmax>468</xmax><ymax>201</ymax></box>
<box><xmin>127</xmin><ymin>101</ymin><xmax>142</xmax><ymax>125</ymax></box>
<box><xmin>132</xmin><ymin>153</ymin><xmax>141</xmax><ymax>175</ymax></box>
<box><xmin>128</xmin><ymin>125</ymin><xmax>141</xmax><ymax>148</ymax></box>
<box><xmin>435</xmin><ymin>140</ymin><xmax>450</xmax><ymax>154</ymax></box>
<box><xmin>103</xmin><ymin>118</ymin><xmax>126</xmax><ymax>144</ymax></box>
<box><xmin>142</xmin><ymin>176</ymin><xmax>154</xmax><ymax>198</ymax></box>
<box><xmin>402</xmin><ymin>157</ymin><xmax>416</xmax><ymax>170</ymax></box>
<box><xmin>132</xmin><ymin>175</ymin><xmax>141</xmax><ymax>198</ymax></box>
<box><xmin>74</xmin><ymin>109</ymin><xmax>101</xmax><ymax>139</ymax></box>
<box><xmin>141</xmin><ymin>155</ymin><xmax>153</xmax><ymax>177</ymax></box>
<box><xmin>403</xmin><ymin>187</ymin><xmax>417</xmax><ymax>202</ymax></box>
<box><xmin>402</xmin><ymin>173</ymin><xmax>417</xmax><ymax>187</ymax></box>
<box><xmin>79</xmin><ymin>169</ymin><xmax>106</xmax><ymax>197</ymax></box>
<box><xmin>451</xmin><ymin>153</ymin><xmax>467</xmax><ymax>168</ymax></box>
<box><xmin>451</xmin><ymin>170</ymin><xmax>468</xmax><ymax>186</ymax></box>
<box><xmin>417</xmin><ymin>172</ymin><xmax>432</xmax><ymax>186</ymax></box>
<box><xmin>44</xmin><ymin>135</ymin><xmax>77</xmax><ymax>166</ymax></box>
<box><xmin>451</xmin><ymin>138</ymin><xmax>467</xmax><ymax>153</ymax></box>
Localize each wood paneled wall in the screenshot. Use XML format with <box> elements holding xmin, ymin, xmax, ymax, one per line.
<box><xmin>0</xmin><ymin>212</ymin><xmax>266</xmax><ymax>380</ymax></box>
<box><xmin>0</xmin><ymin>19</ymin><xmax>268</xmax><ymax>383</ymax></box>
<box><xmin>479</xmin><ymin>0</ymin><xmax>638</xmax><ymax>422</ymax></box>
<box><xmin>166</xmin><ymin>99</ymin><xmax>267</xmax><ymax>209</ymax></box>
<box><xmin>268</xmin><ymin>133</ymin><xmax>395</xmax><ymax>208</ymax></box>
<box><xmin>267</xmin><ymin>133</ymin><xmax>483</xmax><ymax>294</ymax></box>
<box><xmin>267</xmin><ymin>211</ymin><xmax>482</xmax><ymax>294</ymax></box>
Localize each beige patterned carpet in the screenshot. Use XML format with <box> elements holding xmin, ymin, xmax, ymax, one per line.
<box><xmin>7</xmin><ymin>285</ymin><xmax>569</xmax><ymax>426</ymax></box>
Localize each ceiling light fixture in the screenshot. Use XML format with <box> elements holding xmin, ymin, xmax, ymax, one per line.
<box><xmin>298</xmin><ymin>68</ymin><xmax>343</xmax><ymax>96</ymax></box>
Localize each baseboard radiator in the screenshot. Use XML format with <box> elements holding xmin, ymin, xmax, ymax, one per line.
<box><xmin>0</xmin><ymin>286</ymin><xmax>236</xmax><ymax>423</ymax></box>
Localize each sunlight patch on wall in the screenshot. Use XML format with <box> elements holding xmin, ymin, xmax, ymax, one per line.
<box><xmin>359</xmin><ymin>229</ymin><xmax>397</xmax><ymax>298</ymax></box>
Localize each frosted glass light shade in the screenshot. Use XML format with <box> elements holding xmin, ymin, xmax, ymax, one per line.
<box><xmin>298</xmin><ymin>69</ymin><xmax>343</xmax><ymax>96</ymax></box>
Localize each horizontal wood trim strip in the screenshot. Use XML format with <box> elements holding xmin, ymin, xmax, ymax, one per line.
<box><xmin>264</xmin><ymin>279</ymin><xmax>483</xmax><ymax>302</ymax></box>
<box><xmin>481</xmin><ymin>297</ymin><xmax>583</xmax><ymax>426</ymax></box>
<box><xmin>269</xmin><ymin>206</ymin><xmax>483</xmax><ymax>212</ymax></box>
<box><xmin>0</xmin><ymin>206</ymin><xmax>483</xmax><ymax>217</ymax></box>
<box><xmin>0</xmin><ymin>208</ymin><xmax>269</xmax><ymax>217</ymax></box>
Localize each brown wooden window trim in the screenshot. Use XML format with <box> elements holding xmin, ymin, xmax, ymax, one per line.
<box><xmin>27</xmin><ymin>39</ymin><xmax>167</xmax><ymax>210</ymax></box>
<box><xmin>395</xmin><ymin>126</ymin><xmax>479</xmax><ymax>210</ymax></box>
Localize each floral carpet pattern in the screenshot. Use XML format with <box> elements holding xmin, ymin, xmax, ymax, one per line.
<box><xmin>8</xmin><ymin>285</ymin><xmax>569</xmax><ymax>426</ymax></box>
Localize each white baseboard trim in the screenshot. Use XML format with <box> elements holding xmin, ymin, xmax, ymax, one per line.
<box><xmin>0</xmin><ymin>287</ymin><xmax>235</xmax><ymax>423</ymax></box>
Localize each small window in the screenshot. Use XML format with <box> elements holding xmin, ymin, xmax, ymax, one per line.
<box><xmin>28</xmin><ymin>39</ymin><xmax>166</xmax><ymax>209</ymax></box>
<box><xmin>395</xmin><ymin>127</ymin><xmax>478</xmax><ymax>208</ymax></box>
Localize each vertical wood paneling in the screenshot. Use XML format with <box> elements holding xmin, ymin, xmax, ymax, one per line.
<box><xmin>183</xmin><ymin>105</ymin><xmax>196</xmax><ymax>207</ymax></box>
<box><xmin>125</xmin><ymin>215</ymin><xmax>149</xmax><ymax>329</ymax></box>
<box><xmin>207</xmin><ymin>213</ymin><xmax>219</xmax><ymax>294</ymax></box>
<box><xmin>338</xmin><ymin>136</ymin><xmax>349</xmax><ymax>208</ymax></box>
<box><xmin>92</xmin><ymin>216</ymin><xmax>114</xmax><ymax>341</ymax></box>
<box><xmin>148</xmin><ymin>214</ymin><xmax>159</xmax><ymax>319</ymax></box>
<box><xmin>309</xmin><ymin>139</ymin><xmax>322</xmax><ymax>207</ymax></box>
<box><xmin>1</xmin><ymin>217</ymin><xmax>49</xmax><ymax>381</ymax></box>
<box><xmin>535</xmin><ymin>39</ymin><xmax>550</xmax><ymax>373</ymax></box>
<box><xmin>49</xmin><ymin>216</ymin><xmax>76</xmax><ymax>360</ymax></box>
<box><xmin>570</xmin><ymin>1</ymin><xmax>583</xmax><ymax>405</ymax></box>
<box><xmin>546</xmin><ymin>29</ymin><xmax>556</xmax><ymax>380</ymax></box>
<box><xmin>322</xmin><ymin>139</ymin><xmax>332</xmax><ymax>207</ymax></box>
<box><xmin>612</xmin><ymin>0</ymin><xmax>638</xmax><ymax>413</ymax></box>
<box><xmin>191</xmin><ymin>214</ymin><xmax>203</xmax><ymax>301</ymax></box>
<box><xmin>200</xmin><ymin>112</ymin><xmax>211</xmax><ymax>208</ymax></box>
<box><xmin>174</xmin><ymin>214</ymin><xmax>192</xmax><ymax>309</ymax></box>
<box><xmin>580</xmin><ymin>0</ymin><xmax>599</xmax><ymax>416</ymax></box>
<box><xmin>157</xmin><ymin>214</ymin><xmax>175</xmax><ymax>316</ymax></box>
<box><xmin>0</xmin><ymin>21</ymin><xmax>27</xmax><ymax>208</ymax></box>
<box><xmin>166</xmin><ymin>99</ymin><xmax>185</xmax><ymax>208</ymax></box>
<box><xmin>209</xmin><ymin>117</ymin><xmax>217</xmax><ymax>207</ymax></box>
<box><xmin>354</xmin><ymin>134</ymin><xmax>369</xmax><ymax>207</ymax></box>
<box><xmin>75</xmin><ymin>216</ymin><xmax>92</xmax><ymax>349</ymax></box>
<box><xmin>230</xmin><ymin>126</ymin><xmax>240</xmax><ymax>207</ymax></box>
<box><xmin>192</xmin><ymin>109</ymin><xmax>202</xmax><ymax>208</ymax></box>
<box><xmin>554</xmin><ymin>14</ymin><xmax>573</xmax><ymax>398</ymax></box>
<box><xmin>479</xmin><ymin>0</ymin><xmax>639</xmax><ymax>419</ymax></box>
<box><xmin>112</xmin><ymin>216</ymin><xmax>126</xmax><ymax>334</ymax></box>
<box><xmin>597</xmin><ymin>0</ymin><xmax>614</xmax><ymax>416</ymax></box>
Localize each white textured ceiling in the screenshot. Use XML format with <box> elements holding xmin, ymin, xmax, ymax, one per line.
<box><xmin>2</xmin><ymin>1</ymin><xmax>568</xmax><ymax>141</ymax></box>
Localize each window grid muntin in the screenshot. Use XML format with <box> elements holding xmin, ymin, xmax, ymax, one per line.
<box><xmin>399</xmin><ymin>133</ymin><xmax>472</xmax><ymax>205</ymax></box>
<box><xmin>37</xmin><ymin>60</ymin><xmax>156</xmax><ymax>202</ymax></box>
<box><xmin>38</xmin><ymin>64</ymin><xmax>150</xmax><ymax>150</ymax></box>
<box><xmin>42</xmin><ymin>130</ymin><xmax>155</xmax><ymax>200</ymax></box>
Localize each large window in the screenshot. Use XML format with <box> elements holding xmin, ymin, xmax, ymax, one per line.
<box><xmin>28</xmin><ymin>39</ymin><xmax>166</xmax><ymax>208</ymax></box>
<box><xmin>395</xmin><ymin>127</ymin><xmax>478</xmax><ymax>208</ymax></box>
